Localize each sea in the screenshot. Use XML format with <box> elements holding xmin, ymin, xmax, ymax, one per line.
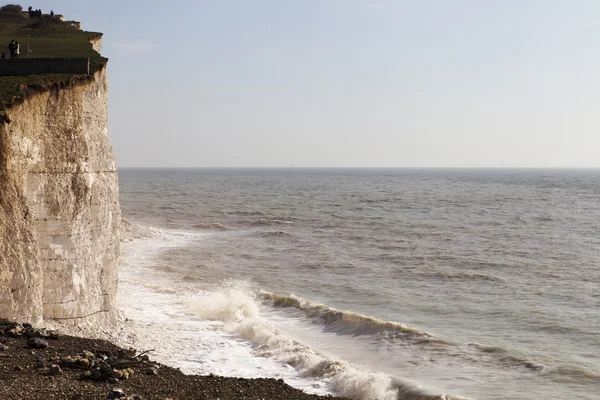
<box><xmin>114</xmin><ymin>168</ymin><xmax>600</xmax><ymax>400</ymax></box>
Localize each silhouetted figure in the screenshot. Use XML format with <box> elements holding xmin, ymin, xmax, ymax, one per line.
<box><xmin>8</xmin><ymin>39</ymin><xmax>15</xmax><ymax>58</ymax></box>
<box><xmin>1</xmin><ymin>52</ymin><xmax>6</xmax><ymax>59</ymax></box>
<box><xmin>28</xmin><ymin>6</ymin><xmax>32</xmax><ymax>12</ymax></box>
<box><xmin>50</xmin><ymin>10</ymin><xmax>54</xmax><ymax>17</ymax></box>
<box><xmin>28</xmin><ymin>8</ymin><xmax>41</xmax><ymax>18</ymax></box>
<box><xmin>14</xmin><ymin>41</ymin><xmax>19</xmax><ymax>58</ymax></box>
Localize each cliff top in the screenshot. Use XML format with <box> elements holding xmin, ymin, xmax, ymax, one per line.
<box><xmin>0</xmin><ymin>4</ymin><xmax>105</xmax><ymax>121</ymax></box>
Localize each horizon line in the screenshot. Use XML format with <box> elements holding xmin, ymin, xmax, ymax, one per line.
<box><xmin>117</xmin><ymin>166</ymin><xmax>600</xmax><ymax>170</ymax></box>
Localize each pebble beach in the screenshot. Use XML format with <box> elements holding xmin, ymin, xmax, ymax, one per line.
<box><xmin>0</xmin><ymin>320</ymin><xmax>349</xmax><ymax>400</ymax></box>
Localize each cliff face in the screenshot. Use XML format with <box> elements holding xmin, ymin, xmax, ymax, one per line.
<box><xmin>0</xmin><ymin>69</ymin><xmax>120</xmax><ymax>325</ymax></box>
<box><xmin>89</xmin><ymin>36</ymin><xmax>102</xmax><ymax>53</ymax></box>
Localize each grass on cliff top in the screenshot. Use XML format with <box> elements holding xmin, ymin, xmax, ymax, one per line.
<box><xmin>0</xmin><ymin>72</ymin><xmax>82</xmax><ymax>107</ymax></box>
<box><xmin>0</xmin><ymin>9</ymin><xmax>104</xmax><ymax>118</ymax></box>
<box><xmin>0</xmin><ymin>24</ymin><xmax>102</xmax><ymax>59</ymax></box>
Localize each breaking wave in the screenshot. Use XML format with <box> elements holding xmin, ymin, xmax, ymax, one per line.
<box><xmin>259</xmin><ymin>291</ymin><xmax>445</xmax><ymax>344</ymax></box>
<box><xmin>187</xmin><ymin>281</ymin><xmax>466</xmax><ymax>400</ymax></box>
<box><xmin>253</xmin><ymin>218</ymin><xmax>294</xmax><ymax>225</ymax></box>
<box><xmin>191</xmin><ymin>222</ymin><xmax>230</xmax><ymax>231</ymax></box>
<box><xmin>121</xmin><ymin>217</ymin><xmax>161</xmax><ymax>242</ymax></box>
<box><xmin>120</xmin><ymin>218</ymin><xmax>203</xmax><ymax>242</ymax></box>
<box><xmin>259</xmin><ymin>292</ymin><xmax>561</xmax><ymax>376</ymax></box>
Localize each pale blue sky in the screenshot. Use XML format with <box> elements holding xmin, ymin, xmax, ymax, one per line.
<box><xmin>46</xmin><ymin>0</ymin><xmax>600</xmax><ymax>167</ymax></box>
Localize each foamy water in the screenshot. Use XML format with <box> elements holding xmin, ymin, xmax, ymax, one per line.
<box><xmin>115</xmin><ymin>227</ymin><xmax>333</xmax><ymax>395</ymax></box>
<box><xmin>109</xmin><ymin>168</ymin><xmax>600</xmax><ymax>400</ymax></box>
<box><xmin>116</xmin><ymin>226</ymin><xmax>437</xmax><ymax>399</ymax></box>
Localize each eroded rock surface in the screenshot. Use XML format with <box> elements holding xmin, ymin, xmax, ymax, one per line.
<box><xmin>0</xmin><ymin>69</ymin><xmax>120</xmax><ymax>325</ymax></box>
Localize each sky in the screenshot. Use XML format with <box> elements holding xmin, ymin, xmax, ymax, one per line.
<box><xmin>39</xmin><ymin>0</ymin><xmax>600</xmax><ymax>167</ymax></box>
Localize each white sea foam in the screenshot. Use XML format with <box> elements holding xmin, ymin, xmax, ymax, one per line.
<box><xmin>104</xmin><ymin>224</ymin><xmax>446</xmax><ymax>399</ymax></box>
<box><xmin>186</xmin><ymin>280</ymin><xmax>460</xmax><ymax>400</ymax></box>
<box><xmin>115</xmin><ymin>226</ymin><xmax>332</xmax><ymax>395</ymax></box>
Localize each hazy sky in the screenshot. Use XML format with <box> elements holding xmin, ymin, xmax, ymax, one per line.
<box><xmin>47</xmin><ymin>0</ymin><xmax>600</xmax><ymax>167</ymax></box>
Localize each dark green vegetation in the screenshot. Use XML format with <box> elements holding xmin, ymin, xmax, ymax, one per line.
<box><xmin>0</xmin><ymin>4</ymin><xmax>106</xmax><ymax>120</ymax></box>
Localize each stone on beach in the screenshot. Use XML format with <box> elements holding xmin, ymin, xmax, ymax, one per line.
<box><xmin>0</xmin><ymin>320</ymin><xmax>348</xmax><ymax>400</ymax></box>
<box><xmin>48</xmin><ymin>364</ymin><xmax>63</xmax><ymax>376</ymax></box>
<box><xmin>26</xmin><ymin>337</ymin><xmax>48</xmax><ymax>349</ymax></box>
<box><xmin>106</xmin><ymin>388</ymin><xmax>127</xmax><ymax>399</ymax></box>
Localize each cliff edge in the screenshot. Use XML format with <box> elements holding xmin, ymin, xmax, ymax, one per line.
<box><xmin>0</xmin><ymin>7</ymin><xmax>119</xmax><ymax>326</ymax></box>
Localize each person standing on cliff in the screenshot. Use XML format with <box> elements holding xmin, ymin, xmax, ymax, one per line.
<box><xmin>8</xmin><ymin>39</ymin><xmax>15</xmax><ymax>58</ymax></box>
<box><xmin>14</xmin><ymin>41</ymin><xmax>20</xmax><ymax>58</ymax></box>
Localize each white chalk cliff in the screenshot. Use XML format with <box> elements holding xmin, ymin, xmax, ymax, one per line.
<box><xmin>0</xmin><ymin>66</ymin><xmax>120</xmax><ymax>325</ymax></box>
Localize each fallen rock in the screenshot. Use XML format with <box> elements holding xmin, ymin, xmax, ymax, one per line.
<box><xmin>48</xmin><ymin>364</ymin><xmax>63</xmax><ymax>376</ymax></box>
<box><xmin>76</xmin><ymin>358</ymin><xmax>90</xmax><ymax>367</ymax></box>
<box><xmin>47</xmin><ymin>330</ymin><xmax>61</xmax><ymax>340</ymax></box>
<box><xmin>106</xmin><ymin>388</ymin><xmax>127</xmax><ymax>399</ymax></box>
<box><xmin>60</xmin><ymin>356</ymin><xmax>77</xmax><ymax>366</ymax></box>
<box><xmin>80</xmin><ymin>370</ymin><xmax>92</xmax><ymax>380</ymax></box>
<box><xmin>82</xmin><ymin>350</ymin><xmax>94</xmax><ymax>358</ymax></box>
<box><xmin>117</xmin><ymin>349</ymin><xmax>136</xmax><ymax>359</ymax></box>
<box><xmin>24</xmin><ymin>328</ymin><xmax>41</xmax><ymax>338</ymax></box>
<box><xmin>110</xmin><ymin>370</ymin><xmax>124</xmax><ymax>379</ymax></box>
<box><xmin>99</xmin><ymin>362</ymin><xmax>112</xmax><ymax>373</ymax></box>
<box><xmin>108</xmin><ymin>358</ymin><xmax>134</xmax><ymax>369</ymax></box>
<box><xmin>6</xmin><ymin>325</ymin><xmax>24</xmax><ymax>338</ymax></box>
<box><xmin>26</xmin><ymin>337</ymin><xmax>49</xmax><ymax>349</ymax></box>
<box><xmin>90</xmin><ymin>368</ymin><xmax>103</xmax><ymax>380</ymax></box>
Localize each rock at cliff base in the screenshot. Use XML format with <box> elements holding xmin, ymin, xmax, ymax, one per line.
<box><xmin>106</xmin><ymin>388</ymin><xmax>127</xmax><ymax>399</ymax></box>
<box><xmin>26</xmin><ymin>337</ymin><xmax>48</xmax><ymax>349</ymax></box>
<box><xmin>48</xmin><ymin>364</ymin><xmax>63</xmax><ymax>376</ymax></box>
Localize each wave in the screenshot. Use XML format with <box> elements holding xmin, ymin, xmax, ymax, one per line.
<box><xmin>259</xmin><ymin>291</ymin><xmax>445</xmax><ymax>344</ymax></box>
<box><xmin>191</xmin><ymin>222</ymin><xmax>230</xmax><ymax>231</ymax></box>
<box><xmin>120</xmin><ymin>218</ymin><xmax>204</xmax><ymax>242</ymax></box>
<box><xmin>415</xmin><ymin>270</ymin><xmax>506</xmax><ymax>283</ymax></box>
<box><xmin>126</xmin><ymin>281</ymin><xmax>180</xmax><ymax>295</ymax></box>
<box><xmin>253</xmin><ymin>231</ymin><xmax>294</xmax><ymax>238</ymax></box>
<box><xmin>121</xmin><ymin>217</ymin><xmax>164</xmax><ymax>242</ymax></box>
<box><xmin>260</xmin><ymin>292</ymin><xmax>565</xmax><ymax>377</ymax></box>
<box><xmin>359</xmin><ymin>198</ymin><xmax>391</xmax><ymax>204</ymax></box>
<box><xmin>253</xmin><ymin>218</ymin><xmax>294</xmax><ymax>225</ymax></box>
<box><xmin>545</xmin><ymin>365</ymin><xmax>600</xmax><ymax>384</ymax></box>
<box><xmin>228</xmin><ymin>210</ymin><xmax>265</xmax><ymax>216</ymax></box>
<box><xmin>186</xmin><ymin>280</ymin><xmax>466</xmax><ymax>400</ymax></box>
<box><xmin>468</xmin><ymin>343</ymin><xmax>543</xmax><ymax>371</ymax></box>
